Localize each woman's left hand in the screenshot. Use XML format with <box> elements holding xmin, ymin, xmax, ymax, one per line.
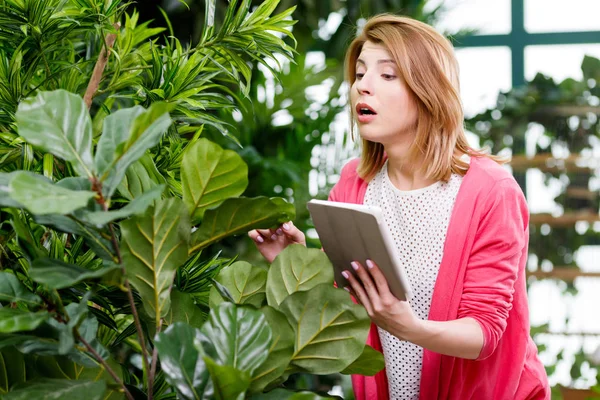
<box><xmin>343</xmin><ymin>259</ymin><xmax>422</xmax><ymax>341</ymax></box>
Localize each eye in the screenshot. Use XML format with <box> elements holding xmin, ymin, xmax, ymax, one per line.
<box><xmin>382</xmin><ymin>74</ymin><xmax>396</xmax><ymax>80</ymax></box>
<box><xmin>355</xmin><ymin>73</ymin><xmax>365</xmax><ymax>80</ymax></box>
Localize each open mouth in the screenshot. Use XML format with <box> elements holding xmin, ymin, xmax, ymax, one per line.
<box><xmin>356</xmin><ymin>103</ymin><xmax>377</xmax><ymax>116</ymax></box>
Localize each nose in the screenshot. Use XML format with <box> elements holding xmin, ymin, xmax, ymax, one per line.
<box><xmin>356</xmin><ymin>73</ymin><xmax>373</xmax><ymax>95</ymax></box>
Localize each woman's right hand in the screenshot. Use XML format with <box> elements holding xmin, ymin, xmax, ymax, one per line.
<box><xmin>248</xmin><ymin>221</ymin><xmax>306</xmax><ymax>263</ymax></box>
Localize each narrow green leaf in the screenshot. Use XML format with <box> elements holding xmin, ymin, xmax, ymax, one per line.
<box><xmin>278</xmin><ymin>284</ymin><xmax>370</xmax><ymax>374</ymax></box>
<box><xmin>189</xmin><ymin>197</ymin><xmax>295</xmax><ymax>253</ymax></box>
<box><xmin>199</xmin><ymin>302</ymin><xmax>272</xmax><ymax>375</ymax></box>
<box><xmin>1</xmin><ymin>378</ymin><xmax>106</xmax><ymax>400</ymax></box>
<box><xmin>155</xmin><ymin>322</ymin><xmax>210</xmax><ymax>400</ymax></box>
<box><xmin>120</xmin><ymin>198</ymin><xmax>190</xmax><ymax>326</ymax></box>
<box><xmin>339</xmin><ymin>345</ymin><xmax>385</xmax><ymax>376</ymax></box>
<box><xmin>80</xmin><ymin>184</ymin><xmax>165</xmax><ymax>226</ymax></box>
<box><xmin>9</xmin><ymin>172</ymin><xmax>96</xmax><ymax>215</ymax></box>
<box><xmin>29</xmin><ymin>258</ymin><xmax>120</xmax><ymax>289</ymax></box>
<box><xmin>0</xmin><ymin>309</ymin><xmax>49</xmax><ymax>333</ymax></box>
<box><xmin>266</xmin><ymin>245</ymin><xmax>334</xmax><ymax>307</ymax></box>
<box><xmin>181</xmin><ymin>138</ymin><xmax>248</xmax><ymax>224</ymax></box>
<box><xmin>15</xmin><ymin>90</ymin><xmax>94</xmax><ymax>178</ymax></box>
<box><xmin>0</xmin><ymin>272</ymin><xmax>41</xmax><ymax>305</ymax></box>
<box><xmin>209</xmin><ymin>261</ymin><xmax>267</xmax><ymax>308</ymax></box>
<box><xmin>204</xmin><ymin>357</ymin><xmax>250</xmax><ymax>400</ymax></box>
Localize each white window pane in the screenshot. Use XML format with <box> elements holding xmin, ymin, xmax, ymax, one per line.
<box><xmin>456</xmin><ymin>47</ymin><xmax>512</xmax><ymax>117</ymax></box>
<box><xmin>525</xmin><ymin>0</ymin><xmax>600</xmax><ymax>33</ymax></box>
<box><xmin>426</xmin><ymin>0</ymin><xmax>511</xmax><ymax>35</ymax></box>
<box><xmin>525</xmin><ymin>45</ymin><xmax>600</xmax><ymax>81</ymax></box>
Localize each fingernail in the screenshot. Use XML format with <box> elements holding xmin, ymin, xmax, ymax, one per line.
<box><xmin>343</xmin><ymin>287</ymin><xmax>350</xmax><ymax>292</ymax></box>
<box><xmin>283</xmin><ymin>223</ymin><xmax>290</xmax><ymax>230</ymax></box>
<box><xmin>341</xmin><ymin>271</ymin><xmax>349</xmax><ymax>279</ymax></box>
<box><xmin>351</xmin><ymin>261</ymin><xmax>359</xmax><ymax>271</ymax></box>
<box><xmin>276</xmin><ymin>228</ymin><xmax>283</xmax><ymax>235</ymax></box>
<box><xmin>366</xmin><ymin>259</ymin><xmax>374</xmax><ymax>269</ymax></box>
<box><xmin>271</xmin><ymin>234</ymin><xmax>277</xmax><ymax>240</ymax></box>
<box><xmin>256</xmin><ymin>236</ymin><xmax>264</xmax><ymax>243</ymax></box>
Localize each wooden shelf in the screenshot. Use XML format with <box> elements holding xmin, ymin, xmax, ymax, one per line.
<box><xmin>530</xmin><ymin>212</ymin><xmax>600</xmax><ymax>226</ymax></box>
<box><xmin>510</xmin><ymin>154</ymin><xmax>600</xmax><ymax>173</ymax></box>
<box><xmin>527</xmin><ymin>269</ymin><xmax>600</xmax><ymax>281</ymax></box>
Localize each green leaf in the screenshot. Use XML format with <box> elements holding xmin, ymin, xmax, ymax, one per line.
<box><xmin>266</xmin><ymin>245</ymin><xmax>334</xmax><ymax>307</ymax></box>
<box><xmin>15</xmin><ymin>90</ymin><xmax>94</xmax><ymax>178</ymax></box>
<box><xmin>29</xmin><ymin>258</ymin><xmax>120</xmax><ymax>289</ymax></box>
<box><xmin>155</xmin><ymin>322</ymin><xmax>210</xmax><ymax>400</ymax></box>
<box><xmin>189</xmin><ymin>197</ymin><xmax>295</xmax><ymax>253</ymax></box>
<box><xmin>339</xmin><ymin>345</ymin><xmax>385</xmax><ymax>376</ymax></box>
<box><xmin>117</xmin><ymin>153</ymin><xmax>166</xmax><ymax>201</ymax></box>
<box><xmin>47</xmin><ymin>293</ymin><xmax>92</xmax><ymax>355</ymax></box>
<box><xmin>0</xmin><ymin>172</ymin><xmax>23</xmax><ymax>208</ymax></box>
<box><xmin>0</xmin><ymin>309</ymin><xmax>49</xmax><ymax>333</ymax></box>
<box><xmin>9</xmin><ymin>172</ymin><xmax>96</xmax><ymax>215</ymax></box>
<box><xmin>120</xmin><ymin>198</ymin><xmax>190</xmax><ymax>326</ymax></box>
<box><xmin>278</xmin><ymin>284</ymin><xmax>370</xmax><ymax>374</ymax></box>
<box><xmin>204</xmin><ymin>357</ymin><xmax>250</xmax><ymax>400</ymax></box>
<box><xmin>98</xmin><ymin>103</ymin><xmax>173</xmax><ymax>198</ymax></box>
<box><xmin>80</xmin><ymin>184</ymin><xmax>165</xmax><ymax>226</ymax></box>
<box><xmin>200</xmin><ymin>302</ymin><xmax>272</xmax><ymax>375</ymax></box>
<box><xmin>209</xmin><ymin>261</ymin><xmax>267</xmax><ymax>308</ymax></box>
<box><xmin>2</xmin><ymin>378</ymin><xmax>106</xmax><ymax>400</ymax></box>
<box><xmin>251</xmin><ymin>389</ymin><xmax>337</xmax><ymax>400</ymax></box>
<box><xmin>0</xmin><ymin>272</ymin><xmax>41</xmax><ymax>305</ymax></box>
<box><xmin>181</xmin><ymin>138</ymin><xmax>248</xmax><ymax>224</ymax></box>
<box><xmin>164</xmin><ymin>289</ymin><xmax>205</xmax><ymax>329</ymax></box>
<box><xmin>249</xmin><ymin>307</ymin><xmax>294</xmax><ymax>394</ymax></box>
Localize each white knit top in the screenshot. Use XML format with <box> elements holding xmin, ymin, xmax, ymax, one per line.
<box><xmin>363</xmin><ymin>161</ymin><xmax>463</xmax><ymax>399</ymax></box>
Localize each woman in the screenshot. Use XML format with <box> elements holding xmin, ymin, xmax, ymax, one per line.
<box><xmin>249</xmin><ymin>14</ymin><xmax>549</xmax><ymax>400</ymax></box>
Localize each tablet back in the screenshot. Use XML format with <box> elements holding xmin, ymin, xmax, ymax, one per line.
<box><xmin>307</xmin><ymin>199</ymin><xmax>412</xmax><ymax>301</ymax></box>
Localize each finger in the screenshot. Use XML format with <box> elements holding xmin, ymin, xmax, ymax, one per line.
<box><xmin>365</xmin><ymin>259</ymin><xmax>393</xmax><ymax>298</ymax></box>
<box><xmin>256</xmin><ymin>228</ymin><xmax>278</xmax><ymax>241</ymax></box>
<box><xmin>351</xmin><ymin>261</ymin><xmax>382</xmax><ymax>310</ymax></box>
<box><xmin>342</xmin><ymin>270</ymin><xmax>373</xmax><ymax>315</ymax></box>
<box><xmin>281</xmin><ymin>221</ymin><xmax>305</xmax><ymax>244</ymax></box>
<box><xmin>247</xmin><ymin>230</ymin><xmax>265</xmax><ymax>244</ymax></box>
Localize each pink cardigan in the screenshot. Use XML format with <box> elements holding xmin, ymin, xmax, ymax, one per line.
<box><xmin>328</xmin><ymin>157</ymin><xmax>550</xmax><ymax>400</ymax></box>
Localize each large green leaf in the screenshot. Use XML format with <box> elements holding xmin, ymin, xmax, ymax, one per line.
<box><xmin>117</xmin><ymin>153</ymin><xmax>166</xmax><ymax>201</ymax></box>
<box><xmin>249</xmin><ymin>307</ymin><xmax>294</xmax><ymax>394</ymax></box>
<box><xmin>29</xmin><ymin>258</ymin><xmax>120</xmax><ymax>289</ymax></box>
<box><xmin>164</xmin><ymin>289</ymin><xmax>205</xmax><ymax>329</ymax></box>
<box><xmin>209</xmin><ymin>261</ymin><xmax>267</xmax><ymax>308</ymax></box>
<box><xmin>0</xmin><ymin>309</ymin><xmax>49</xmax><ymax>333</ymax></box>
<box><xmin>278</xmin><ymin>284</ymin><xmax>370</xmax><ymax>374</ymax></box>
<box><xmin>266</xmin><ymin>245</ymin><xmax>334</xmax><ymax>307</ymax></box>
<box><xmin>181</xmin><ymin>138</ymin><xmax>248</xmax><ymax>224</ymax></box>
<box><xmin>97</xmin><ymin>103</ymin><xmax>173</xmax><ymax>198</ymax></box>
<box><xmin>15</xmin><ymin>90</ymin><xmax>94</xmax><ymax>178</ymax></box>
<box><xmin>189</xmin><ymin>197</ymin><xmax>295</xmax><ymax>253</ymax></box>
<box><xmin>9</xmin><ymin>172</ymin><xmax>96</xmax><ymax>215</ymax></box>
<box><xmin>0</xmin><ymin>272</ymin><xmax>41</xmax><ymax>306</ymax></box>
<box><xmin>2</xmin><ymin>378</ymin><xmax>106</xmax><ymax>400</ymax></box>
<box><xmin>339</xmin><ymin>344</ymin><xmax>385</xmax><ymax>376</ymax></box>
<box><xmin>120</xmin><ymin>198</ymin><xmax>190</xmax><ymax>326</ymax></box>
<box><xmin>199</xmin><ymin>302</ymin><xmax>272</xmax><ymax>375</ymax></box>
<box><xmin>204</xmin><ymin>357</ymin><xmax>250</xmax><ymax>400</ymax></box>
<box><xmin>79</xmin><ymin>184</ymin><xmax>165</xmax><ymax>226</ymax></box>
<box><xmin>0</xmin><ymin>172</ymin><xmax>23</xmax><ymax>208</ymax></box>
<box><xmin>154</xmin><ymin>322</ymin><xmax>210</xmax><ymax>400</ymax></box>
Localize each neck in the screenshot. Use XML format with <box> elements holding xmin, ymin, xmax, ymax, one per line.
<box><xmin>384</xmin><ymin>142</ymin><xmax>436</xmax><ymax>191</ymax></box>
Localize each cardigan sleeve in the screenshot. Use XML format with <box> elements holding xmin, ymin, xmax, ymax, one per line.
<box><xmin>456</xmin><ymin>178</ymin><xmax>529</xmax><ymax>360</ymax></box>
<box><xmin>328</xmin><ymin>158</ymin><xmax>361</xmax><ymax>202</ymax></box>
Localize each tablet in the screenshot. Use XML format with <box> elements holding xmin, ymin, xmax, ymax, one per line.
<box><xmin>307</xmin><ymin>199</ymin><xmax>413</xmax><ymax>301</ymax></box>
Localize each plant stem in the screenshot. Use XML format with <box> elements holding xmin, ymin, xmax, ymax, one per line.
<box><xmin>147</xmin><ymin>321</ymin><xmax>162</xmax><ymax>400</ymax></box>
<box><xmin>84</xmin><ymin>22</ymin><xmax>120</xmax><ymax>109</ymax></box>
<box><xmin>77</xmin><ymin>333</ymin><xmax>134</xmax><ymax>400</ymax></box>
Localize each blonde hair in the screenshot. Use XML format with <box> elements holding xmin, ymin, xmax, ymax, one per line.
<box><xmin>345</xmin><ymin>14</ymin><xmax>505</xmax><ymax>181</ymax></box>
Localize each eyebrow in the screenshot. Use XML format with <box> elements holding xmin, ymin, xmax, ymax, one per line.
<box><xmin>356</xmin><ymin>58</ymin><xmax>396</xmax><ymax>66</ymax></box>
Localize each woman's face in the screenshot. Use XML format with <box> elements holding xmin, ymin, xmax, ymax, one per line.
<box><xmin>350</xmin><ymin>41</ymin><xmax>418</xmax><ymax>146</ymax></box>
